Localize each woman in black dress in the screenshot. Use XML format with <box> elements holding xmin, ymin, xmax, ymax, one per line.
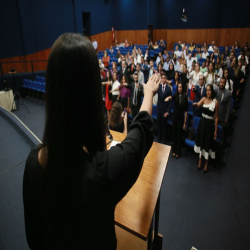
<box><xmin>167</xmin><ymin>62</ymin><xmax>175</xmax><ymax>81</ymax></box>
<box><xmin>193</xmin><ymin>84</ymin><xmax>219</xmax><ymax>173</ymax></box>
<box><xmin>109</xmin><ymin>102</ymin><xmax>128</xmax><ymax>134</ymax></box>
<box><xmin>23</xmin><ymin>33</ymin><xmax>161</xmax><ymax>250</ymax></box>
<box><xmin>165</xmin><ymin>82</ymin><xmax>188</xmax><ymax>158</ymax></box>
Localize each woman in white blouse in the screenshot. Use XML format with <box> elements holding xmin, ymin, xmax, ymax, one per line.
<box><xmin>189</xmin><ymin>63</ymin><xmax>203</xmax><ymax>86</ymax></box>
<box><xmin>204</xmin><ymin>62</ymin><xmax>218</xmax><ymax>91</ymax></box>
<box><xmin>110</xmin><ymin>72</ymin><xmax>120</xmax><ymax>104</ymax></box>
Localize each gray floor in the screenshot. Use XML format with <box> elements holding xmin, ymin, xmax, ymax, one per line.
<box><xmin>0</xmin><ymin>81</ymin><xmax>250</xmax><ymax>249</ymax></box>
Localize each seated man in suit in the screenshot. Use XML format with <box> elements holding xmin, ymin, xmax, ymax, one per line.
<box><xmin>124</xmin><ymin>73</ymin><xmax>143</xmax><ymax>119</ymax></box>
<box><xmin>157</xmin><ymin>74</ymin><xmax>172</xmax><ymax>144</ymax></box>
<box><xmin>192</xmin><ymin>75</ymin><xmax>206</xmax><ymax>117</ymax></box>
<box><xmin>215</xmin><ymin>77</ymin><xmax>231</xmax><ymax>145</ymax></box>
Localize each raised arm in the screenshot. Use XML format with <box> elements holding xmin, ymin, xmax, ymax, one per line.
<box><xmin>140</xmin><ymin>74</ymin><xmax>160</xmax><ymax>115</ymax></box>
<box><xmin>193</xmin><ymin>97</ymin><xmax>205</xmax><ymax>107</ymax></box>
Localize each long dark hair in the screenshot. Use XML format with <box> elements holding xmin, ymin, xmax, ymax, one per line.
<box><xmin>223</xmin><ymin>68</ymin><xmax>232</xmax><ymax>91</ymax></box>
<box><xmin>110</xmin><ymin>102</ymin><xmax>123</xmax><ymax>127</ymax></box>
<box><xmin>175</xmin><ymin>82</ymin><xmax>186</xmax><ymax>105</ymax></box>
<box><xmin>43</xmin><ymin>33</ymin><xmax>106</xmax><ymax>245</ymax></box>
<box><xmin>206</xmin><ymin>84</ymin><xmax>215</xmax><ymax>99</ymax></box>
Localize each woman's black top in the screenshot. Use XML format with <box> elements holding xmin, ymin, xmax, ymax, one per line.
<box><xmin>109</xmin><ymin>121</ymin><xmax>124</xmax><ymax>133</ymax></box>
<box><xmin>179</xmin><ymin>73</ymin><xmax>189</xmax><ymax>93</ymax></box>
<box><xmin>167</xmin><ymin>70</ymin><xmax>175</xmax><ymax>81</ymax></box>
<box><xmin>23</xmin><ymin>111</ymin><xmax>154</xmax><ymax>250</ymax></box>
<box><xmin>172</xmin><ymin>94</ymin><xmax>188</xmax><ymax>121</ymax></box>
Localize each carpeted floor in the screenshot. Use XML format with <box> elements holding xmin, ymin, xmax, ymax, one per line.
<box><xmin>0</xmin><ymin>78</ymin><xmax>250</xmax><ymax>249</ymax></box>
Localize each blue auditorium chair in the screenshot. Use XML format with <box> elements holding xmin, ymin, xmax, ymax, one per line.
<box><xmin>149</xmin><ymin>50</ymin><xmax>155</xmax><ymax>59</ymax></box>
<box><xmin>187</xmin><ymin>100</ymin><xmax>194</xmax><ymax>116</ymax></box>
<box><xmin>185</xmin><ymin>116</ymin><xmax>201</xmax><ymax>148</ymax></box>
<box><xmin>198</xmin><ymin>58</ymin><xmax>206</xmax><ymax>64</ymax></box>
<box><xmin>154</xmin><ymin>48</ymin><xmax>160</xmax><ymax>54</ymax></box>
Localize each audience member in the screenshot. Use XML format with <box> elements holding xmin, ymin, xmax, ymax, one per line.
<box><xmin>101</xmin><ymin>70</ymin><xmax>113</xmax><ymax>124</ymax></box>
<box><xmin>118</xmin><ymin>75</ymin><xmax>131</xmax><ymax>110</ymax></box>
<box><xmin>193</xmin><ymin>84</ymin><xmax>219</xmax><ymax>173</ymax></box>
<box><xmin>208</xmin><ymin>41</ymin><xmax>215</xmax><ymax>52</ymax></box>
<box><xmin>174</xmin><ymin>46</ymin><xmax>181</xmax><ymax>58</ymax></box>
<box><xmin>171</xmin><ymin>71</ymin><xmax>181</xmax><ymax>95</ymax></box>
<box><xmin>109</xmin><ymin>72</ymin><xmax>120</xmax><ymax>104</ymax></box>
<box><xmin>202</xmin><ymin>47</ymin><xmax>209</xmax><ymax>59</ymax></box>
<box><xmin>157</xmin><ymin>74</ymin><xmax>172</xmax><ymax>144</ymax></box>
<box><xmin>126</xmin><ymin>58</ymin><xmax>136</xmax><ymax>83</ymax></box>
<box><xmin>215</xmin><ymin>77</ymin><xmax>231</xmax><ymax>145</ymax></box>
<box><xmin>192</xmin><ymin>74</ymin><xmax>207</xmax><ymax>117</ymax></box>
<box><xmin>165</xmin><ymin>82</ymin><xmax>188</xmax><ymax>158</ymax></box>
<box><xmin>163</xmin><ymin>56</ymin><xmax>171</xmax><ymax>71</ymax></box>
<box><xmin>173</xmin><ymin>58</ymin><xmax>180</xmax><ymax>71</ymax></box>
<box><xmin>189</xmin><ymin>42</ymin><xmax>195</xmax><ymax>52</ymax></box>
<box><xmin>156</xmin><ymin>52</ymin><xmax>162</xmax><ymax>65</ymax></box>
<box><xmin>163</xmin><ymin>50</ymin><xmax>168</xmax><ymax>60</ymax></box>
<box><xmin>140</xmin><ymin>57</ymin><xmax>149</xmax><ymax>81</ymax></box>
<box><xmin>135</xmin><ymin>63</ymin><xmax>145</xmax><ymax>84</ymax></box>
<box><xmin>109</xmin><ymin>102</ymin><xmax>128</xmax><ymax>134</ymax></box>
<box><xmin>189</xmin><ymin>62</ymin><xmax>203</xmax><ymax>85</ymax></box>
<box><xmin>149</xmin><ymin>60</ymin><xmax>157</xmax><ymax>78</ymax></box>
<box><xmin>159</xmin><ymin>40</ymin><xmax>166</xmax><ymax>54</ymax></box>
<box><xmin>154</xmin><ymin>42</ymin><xmax>159</xmax><ymax>49</ymax></box>
<box><xmin>124</xmin><ymin>73</ymin><xmax>144</xmax><ymax>119</ymax></box>
<box><xmin>204</xmin><ymin>62</ymin><xmax>218</xmax><ymax>91</ymax></box>
<box><xmin>102</xmin><ymin>51</ymin><xmax>110</xmax><ymax>69</ymax></box>
<box><xmin>167</xmin><ymin>62</ymin><xmax>175</xmax><ymax>80</ymax></box>
<box><xmin>200</xmin><ymin>61</ymin><xmax>208</xmax><ymax>74</ymax></box>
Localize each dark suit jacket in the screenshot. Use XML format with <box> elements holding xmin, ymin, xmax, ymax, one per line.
<box><xmin>126</xmin><ymin>81</ymin><xmax>144</xmax><ymax>106</ymax></box>
<box><xmin>126</xmin><ymin>64</ymin><xmax>137</xmax><ymax>84</ymax></box>
<box><xmin>157</xmin><ymin>84</ymin><xmax>172</xmax><ymax>114</ymax></box>
<box><xmin>141</xmin><ymin>63</ymin><xmax>149</xmax><ymax>81</ymax></box>
<box><xmin>215</xmin><ymin>88</ymin><xmax>231</xmax><ymax>122</ymax></box>
<box><xmin>192</xmin><ymin>85</ymin><xmax>206</xmax><ymax>116</ymax></box>
<box><xmin>172</xmin><ymin>94</ymin><xmax>188</xmax><ymax>121</ymax></box>
<box><xmin>118</xmin><ymin>68</ymin><xmax>129</xmax><ymax>80</ymax></box>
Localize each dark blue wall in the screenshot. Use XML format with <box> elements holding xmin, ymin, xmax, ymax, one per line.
<box><xmin>115</xmin><ymin>0</ymin><xmax>147</xmax><ymax>30</ymax></box>
<box><xmin>0</xmin><ymin>0</ymin><xmax>249</xmax><ymax>59</ymax></box>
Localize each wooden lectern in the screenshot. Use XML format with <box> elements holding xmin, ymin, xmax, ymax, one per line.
<box><xmin>109</xmin><ymin>131</ymin><xmax>170</xmax><ymax>250</ymax></box>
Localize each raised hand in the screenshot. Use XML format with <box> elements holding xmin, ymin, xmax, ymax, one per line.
<box><xmin>143</xmin><ymin>74</ymin><xmax>160</xmax><ymax>94</ymax></box>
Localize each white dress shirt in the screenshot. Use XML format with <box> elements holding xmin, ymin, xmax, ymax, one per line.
<box><xmin>189</xmin><ymin>71</ymin><xmax>203</xmax><ymax>86</ymax></box>
<box><xmin>163</xmin><ymin>61</ymin><xmax>170</xmax><ymax>71</ymax></box>
<box><xmin>202</xmin><ymin>52</ymin><xmax>209</xmax><ymax>59</ymax></box>
<box><xmin>112</xmin><ymin>80</ymin><xmax>120</xmax><ymax>95</ymax></box>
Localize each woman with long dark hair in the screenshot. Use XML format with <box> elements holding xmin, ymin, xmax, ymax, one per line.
<box><xmin>193</xmin><ymin>84</ymin><xmax>219</xmax><ymax>173</ymax></box>
<box><xmin>23</xmin><ymin>33</ymin><xmax>160</xmax><ymax>250</ymax></box>
<box><xmin>165</xmin><ymin>82</ymin><xmax>188</xmax><ymax>158</ymax></box>
<box><xmin>167</xmin><ymin>62</ymin><xmax>175</xmax><ymax>81</ymax></box>
<box><xmin>222</xmin><ymin>68</ymin><xmax>233</xmax><ymax>93</ymax></box>
<box><xmin>118</xmin><ymin>75</ymin><xmax>131</xmax><ymax>109</ymax></box>
<box><xmin>109</xmin><ymin>102</ymin><xmax>128</xmax><ymax>134</ymax></box>
<box><xmin>101</xmin><ymin>70</ymin><xmax>113</xmax><ymax>124</ymax></box>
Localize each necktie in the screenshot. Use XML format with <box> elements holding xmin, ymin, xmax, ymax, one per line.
<box><xmin>200</xmin><ymin>87</ymin><xmax>202</xmax><ymax>96</ymax></box>
<box><xmin>162</xmin><ymin>85</ymin><xmax>165</xmax><ymax>93</ymax></box>
<box><xmin>221</xmin><ymin>92</ymin><xmax>224</xmax><ymax>102</ymax></box>
<box><xmin>134</xmin><ymin>86</ymin><xmax>137</xmax><ymax>105</ymax></box>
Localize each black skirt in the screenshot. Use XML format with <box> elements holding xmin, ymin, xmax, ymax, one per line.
<box><xmin>194</xmin><ymin>117</ymin><xmax>215</xmax><ymax>160</ymax></box>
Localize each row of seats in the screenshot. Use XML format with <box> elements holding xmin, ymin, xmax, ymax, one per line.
<box><xmin>173</xmin><ymin>43</ymin><xmax>241</xmax><ymax>53</ymax></box>
<box><xmin>22</xmin><ymin>79</ymin><xmax>45</xmax><ymax>93</ymax></box>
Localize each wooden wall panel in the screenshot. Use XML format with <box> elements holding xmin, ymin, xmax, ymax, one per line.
<box><xmin>154</xmin><ymin>28</ymin><xmax>250</xmax><ymax>51</ymax></box>
<box><xmin>1</xmin><ymin>28</ymin><xmax>249</xmax><ymax>75</ymax></box>
<box><xmin>0</xmin><ymin>48</ymin><xmax>50</xmax><ymax>75</ymax></box>
<box><xmin>89</xmin><ymin>31</ymin><xmax>112</xmax><ymax>52</ymax></box>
